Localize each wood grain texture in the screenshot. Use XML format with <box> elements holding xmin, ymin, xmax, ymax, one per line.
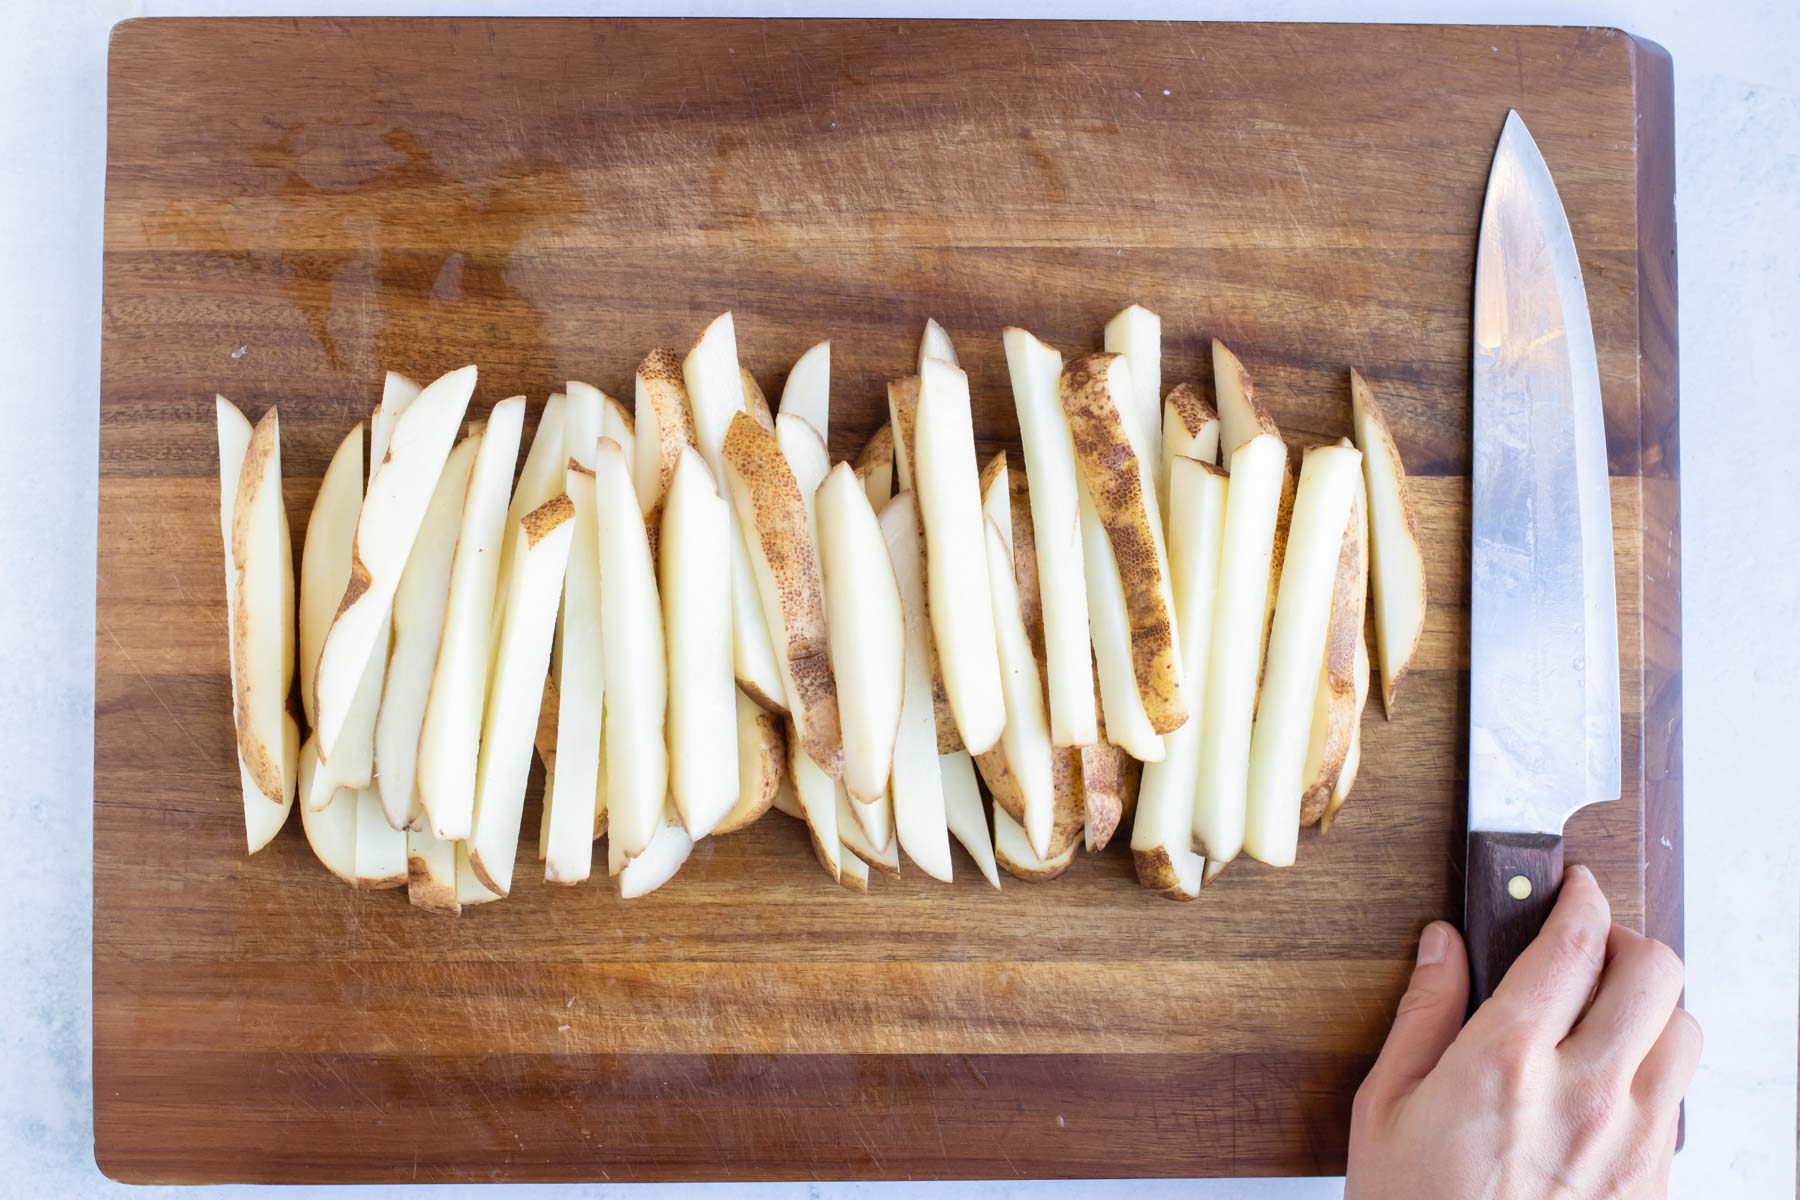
<box><xmin>95</xmin><ymin>18</ymin><xmax>1679</xmax><ymax>1183</ymax></box>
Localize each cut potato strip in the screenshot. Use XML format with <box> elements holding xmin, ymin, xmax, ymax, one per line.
<box><xmin>977</xmin><ymin>514</ymin><xmax>1055</xmax><ymax>858</ymax></box>
<box><xmin>1192</xmin><ymin>343</ymin><xmax>1287</xmax><ymax>862</ymax></box>
<box><xmin>918</xmin><ymin>317</ymin><xmax>958</xmax><ymax>371</ymax></box>
<box><xmin>715</xmin><ymin>690</ymin><xmax>785</xmax><ymax>836</ymax></box>
<box><xmin>779</xmin><ymin>340</ymin><xmax>830</xmax><ymax>443</ymax></box>
<box><xmin>771</xmin><ymin>777</ymin><xmax>803</xmax><ymax>821</ymax></box>
<box><xmin>777</xmin><ymin>413</ymin><xmax>831</xmax><ymax>544</ymax></box>
<box><xmin>417</xmin><ymin>396</ymin><xmax>524</xmax><ymax>841</ymax></box>
<box><xmin>939</xmin><ymin>749</ymin><xmax>999</xmax><ymax>889</ymax></box>
<box><xmin>544</xmin><ymin>462</ymin><xmax>604</xmax><ymax>883</ymax></box>
<box><xmin>634</xmin><ymin>348</ymin><xmax>697</xmax><ymax>527</ymax></box>
<box><xmin>377</xmin><ymin>432</ymin><xmax>479</xmax><ymax>831</ymax></box>
<box><xmin>1078</xmin><ymin>482</ymin><xmax>1163</xmax><ymax>762</ymax></box>
<box><xmin>618</xmin><ymin>804</ymin><xmax>695</xmax><ymax>899</ymax></box>
<box><xmin>467</xmin><ymin>495</ymin><xmax>577</xmax><ymax>895</ymax></box>
<box><xmin>229</xmin><ymin>407</ymin><xmax>299</xmax><ymax>812</ymax></box>
<box><xmin>299</xmin><ymin>424</ymin><xmax>364</xmax><ymax>731</ymax></box>
<box><xmin>877</xmin><ymin>493</ymin><xmax>955</xmax><ymax>882</ymax></box>
<box><xmin>1003</xmin><ymin>327</ymin><xmax>1097</xmax><ymax>747</ymax></box>
<box><xmin>297</xmin><ymin>738</ymin><xmax>355</xmax><ymax>885</ymax></box>
<box><xmin>1131</xmin><ymin>457</ymin><xmax>1227</xmax><ymax>899</ymax></box>
<box><xmin>683</xmin><ymin>313</ymin><xmax>788</xmax><ymax>710</ymax></box>
<box><xmin>1244</xmin><ymin>444</ymin><xmax>1362</xmax><ymax>867</ymax></box>
<box><xmin>1060</xmin><ymin>352</ymin><xmax>1185</xmax><ymax>733</ymax></box>
<box><xmin>722</xmin><ymin>411</ymin><xmax>843</xmax><ymax>777</ymax></box>
<box><xmin>888</xmin><ymin>375</ymin><xmax>961</xmax><ymax>753</ymax></box>
<box><xmin>1351</xmin><ymin>369</ymin><xmax>1427</xmax><ymax>716</ymax></box>
<box><xmin>314</xmin><ymin>366</ymin><xmax>476</xmax><ymax>757</ymax></box>
<box><xmin>494</xmin><ymin>392</ymin><xmax>569</xmax><ymax>667</ymax></box>
<box><xmin>789</xmin><ymin>732</ymin><xmax>843</xmax><ymax>882</ymax></box>
<box><xmin>369</xmin><ymin>372</ymin><xmax>422</xmax><ymax>471</ymax></box>
<box><xmin>837</xmin><ymin>844</ymin><xmax>870</xmax><ymax>893</ymax></box>
<box><xmin>818</xmin><ymin>464</ymin><xmax>904</xmax><ymax>807</ymax></box>
<box><xmin>405</xmin><ymin>826</ymin><xmax>459</xmax><ymax>915</ymax></box>
<box><xmin>994</xmin><ymin>805</ymin><xmax>1077</xmax><ymax>882</ymax></box>
<box><xmin>914</xmin><ymin>357</ymin><xmax>1005</xmax><ymax>755</ymax></box>
<box><xmin>1322</xmin><ymin>631</ymin><xmax>1373</xmax><ymax>833</ymax></box>
<box><xmin>1162</xmin><ymin>381</ymin><xmax>1220</xmax><ymax>507</ymax></box>
<box><xmin>215</xmin><ymin>398</ymin><xmax>294</xmax><ymax>852</ymax></box>
<box><xmin>1301</xmin><ymin>459</ymin><xmax>1368</xmax><ymax>827</ymax></box>
<box><xmin>741</xmin><ymin>368</ymin><xmax>775</xmax><ymax>431</ymax></box>
<box><xmin>455</xmin><ymin>841</ymin><xmax>502</xmax><ymax>907</ymax></box>
<box><xmin>856</xmin><ymin>424</ymin><xmax>895</xmax><ymax>509</ymax></box>
<box><xmin>595</xmin><ymin>437</ymin><xmax>668</xmax><ymax>862</ymax></box>
<box><xmin>353</xmin><ymin>787</ymin><xmax>407</xmax><ymax>889</ymax></box>
<box><xmin>838</xmin><ymin>785</ymin><xmax>899</xmax><ymax>876</ymax></box>
<box><xmin>1103</xmin><ymin>303</ymin><xmax>1163</xmax><ymax>504</ymax></box>
<box><xmin>661</xmin><ymin>450</ymin><xmax>740</xmax><ymax>839</ymax></box>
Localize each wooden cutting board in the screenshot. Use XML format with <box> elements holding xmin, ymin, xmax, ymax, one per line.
<box><xmin>95</xmin><ymin>17</ymin><xmax>1681</xmax><ymax>1184</ymax></box>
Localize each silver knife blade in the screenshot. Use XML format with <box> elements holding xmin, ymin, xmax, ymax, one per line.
<box><xmin>1469</xmin><ymin>111</ymin><xmax>1621</xmax><ymax>836</ymax></box>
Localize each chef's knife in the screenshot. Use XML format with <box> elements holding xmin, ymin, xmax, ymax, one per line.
<box><xmin>1467</xmin><ymin>112</ymin><xmax>1621</xmax><ymax>1007</ymax></box>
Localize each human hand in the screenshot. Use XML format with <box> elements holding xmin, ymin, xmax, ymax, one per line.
<box><xmin>1345</xmin><ymin>864</ymin><xmax>1700</xmax><ymax>1199</ymax></box>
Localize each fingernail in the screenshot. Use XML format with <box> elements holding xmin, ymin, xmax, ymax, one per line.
<box><xmin>1417</xmin><ymin>922</ymin><xmax>1449</xmax><ymax>966</ymax></box>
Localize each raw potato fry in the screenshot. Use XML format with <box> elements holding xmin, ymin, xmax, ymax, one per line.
<box><xmin>777</xmin><ymin>413</ymin><xmax>831</xmax><ymax>542</ymax></box>
<box><xmin>300</xmin><ymin>423</ymin><xmax>389</xmax><ymax>810</ymax></box>
<box><xmin>914</xmin><ymin>357</ymin><xmax>1006</xmax><ymax>755</ymax></box>
<box><xmin>771</xmin><ymin>777</ymin><xmax>803</xmax><ymax>821</ymax></box>
<box><xmin>1322</xmin><ymin>631</ymin><xmax>1372</xmax><ymax>833</ymax></box>
<box><xmin>918</xmin><ymin>316</ymin><xmax>959</xmax><ymax>371</ymax></box>
<box><xmin>972</xmin><ymin>460</ymin><xmax>1054</xmax><ymax>858</ymax></box>
<box><xmin>298</xmin><ymin>738</ymin><xmax>356</xmax><ymax>885</ymax></box>
<box><xmin>939</xmin><ymin>749</ymin><xmax>1000</xmax><ymax>889</ymax></box>
<box><xmin>742</xmin><ymin>368</ymin><xmax>775</xmax><ymax>431</ymax></box>
<box><xmin>818</xmin><ymin>463</ymin><xmax>905</xmax><ymax>807</ymax></box>
<box><xmin>417</xmin><ymin>396</ymin><xmax>524</xmax><ymax>841</ymax></box>
<box><xmin>714</xmin><ymin>690</ymin><xmax>785</xmax><ymax>836</ymax></box>
<box><xmin>994</xmin><ymin>805</ymin><xmax>1077</xmax><ymax>882</ymax></box>
<box><xmin>455</xmin><ymin>841</ymin><xmax>502</xmax><ymax>907</ymax></box>
<box><xmin>838</xmin><ymin>844</ymin><xmax>871</xmax><ymax>892</ymax></box>
<box><xmin>1079</xmin><ymin>684</ymin><xmax>1139</xmax><ymax>852</ymax></box>
<box><xmin>1078</xmin><ymin>483</ymin><xmax>1164</xmax><ymax>762</ymax></box>
<box><xmin>467</xmin><ymin>495</ymin><xmax>577</xmax><ymax>895</ymax></box>
<box><xmin>1061</xmin><ymin>352</ymin><xmax>1184</xmax><ymax>733</ymax></box>
<box><xmin>353</xmin><ymin>787</ymin><xmax>407</xmax><ymax>889</ymax></box>
<box><xmin>878</xmin><ymin>493</ymin><xmax>955</xmax><ymax>882</ymax></box>
<box><xmin>1003</xmin><ymin>327</ymin><xmax>1098</xmax><ymax>747</ymax></box>
<box><xmin>1351</xmin><ymin>369</ymin><xmax>1427</xmax><ymax>716</ymax></box>
<box><xmin>682</xmin><ymin>312</ymin><xmax>789</xmax><ymax>712</ymax></box>
<box><xmin>722</xmin><ymin>411</ymin><xmax>843</xmax><ymax>777</ymax></box>
<box><xmin>779</xmin><ymin>340</ymin><xmax>831</xmax><ymax>442</ymax></box>
<box><xmin>369</xmin><ymin>372</ymin><xmax>422</xmax><ymax>469</ymax></box>
<box><xmin>856</xmin><ymin>424</ymin><xmax>895</xmax><ymax>509</ymax></box>
<box><xmin>838</xmin><ymin>786</ymin><xmax>899</xmax><ymax>877</ymax></box>
<box><xmin>230</xmin><ymin>407</ymin><xmax>298</xmax><ymax>810</ymax></box>
<box><xmin>618</xmin><ymin>804</ymin><xmax>695</xmax><ymax>899</ymax></box>
<box><xmin>1162</xmin><ymin>382</ymin><xmax>1220</xmax><ymax>494</ymax></box>
<box><xmin>1203</xmin><ymin>857</ymin><xmax>1229</xmax><ymax>888</ymax></box>
<box><xmin>595</xmin><ymin>437</ymin><xmax>669</xmax><ymax>862</ymax></box>
<box><xmin>1192</xmin><ymin>342</ymin><xmax>1287</xmax><ymax>863</ymax></box>
<box><xmin>887</xmin><ymin>375</ymin><xmax>962</xmax><ymax>753</ymax></box>
<box><xmin>601</xmin><ymin>391</ymin><xmax>636</xmax><ymax>465</ymax></box>
<box><xmin>491</xmin><ymin>392</ymin><xmax>569</xmax><ymax>664</ymax></box>
<box><xmin>406</xmin><ymin>826</ymin><xmax>459</xmax><ymax>915</ymax></box>
<box><xmin>215</xmin><ymin>397</ymin><xmax>294</xmax><ymax>852</ymax></box>
<box><xmin>376</xmin><ymin>433</ymin><xmax>480</xmax><ymax>831</ymax></box>
<box><xmin>633</xmin><ymin>348</ymin><xmax>698</xmax><ymax>533</ymax></box>
<box><xmin>1131</xmin><ymin>456</ymin><xmax>1228</xmax><ymax>899</ymax></box>
<box><xmin>545</xmin><ymin>457</ymin><xmax>605</xmax><ymax>883</ymax></box>
<box><xmin>1103</xmin><ymin>303</ymin><xmax>1163</xmax><ymax>505</ymax></box>
<box><xmin>1243</xmin><ymin>444</ymin><xmax>1362</xmax><ymax>867</ymax></box>
<box><xmin>661</xmin><ymin>449</ymin><xmax>740</xmax><ymax>839</ymax></box>
<box><xmin>1300</xmin><ymin>459</ymin><xmax>1367</xmax><ymax>826</ymax></box>
<box><xmin>299</xmin><ymin>424</ymin><xmax>364</xmax><ymax>731</ymax></box>
<box><xmin>314</xmin><ymin>366</ymin><xmax>476</xmax><ymax>757</ymax></box>
<box><xmin>789</xmin><ymin>733</ymin><xmax>843</xmax><ymax>882</ymax></box>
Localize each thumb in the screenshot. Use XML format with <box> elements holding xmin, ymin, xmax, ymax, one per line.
<box><xmin>1362</xmin><ymin>921</ymin><xmax>1470</xmax><ymax>1102</ymax></box>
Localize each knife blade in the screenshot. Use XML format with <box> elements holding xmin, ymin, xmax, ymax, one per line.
<box><xmin>1466</xmin><ymin>111</ymin><xmax>1621</xmax><ymax>1006</ymax></box>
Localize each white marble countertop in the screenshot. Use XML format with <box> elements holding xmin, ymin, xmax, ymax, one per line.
<box><xmin>3</xmin><ymin>0</ymin><xmax>1794</xmax><ymax>1195</ymax></box>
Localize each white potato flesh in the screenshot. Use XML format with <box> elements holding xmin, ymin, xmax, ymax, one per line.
<box><xmin>779</xmin><ymin>340</ymin><xmax>831</xmax><ymax>443</ymax></box>
<box><xmin>939</xmin><ymin>749</ymin><xmax>998</xmax><ymax>889</ymax></box>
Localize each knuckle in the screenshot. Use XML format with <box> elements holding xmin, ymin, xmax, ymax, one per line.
<box><xmin>1554</xmin><ymin>913</ymin><xmax>1608</xmax><ymax>973</ymax></box>
<box><xmin>1481</xmin><ymin>1025</ymin><xmax>1546</xmax><ymax>1097</ymax></box>
<box><xmin>1564</xmin><ymin>1071</ymin><xmax>1624</xmax><ymax>1136</ymax></box>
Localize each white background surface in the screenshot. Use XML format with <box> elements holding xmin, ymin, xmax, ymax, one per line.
<box><xmin>3</xmin><ymin>0</ymin><xmax>1794</xmax><ymax>1196</ymax></box>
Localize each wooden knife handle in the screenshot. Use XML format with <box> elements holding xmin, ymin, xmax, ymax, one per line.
<box><xmin>1464</xmin><ymin>830</ymin><xmax>1565</xmax><ymax>1010</ymax></box>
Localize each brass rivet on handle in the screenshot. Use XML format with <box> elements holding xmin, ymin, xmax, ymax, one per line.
<box><xmin>1507</xmin><ymin>874</ymin><xmax>1533</xmax><ymax>901</ymax></box>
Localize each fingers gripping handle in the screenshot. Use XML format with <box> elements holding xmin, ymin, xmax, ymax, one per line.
<box><xmin>1464</xmin><ymin>830</ymin><xmax>1565</xmax><ymax>1010</ymax></box>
